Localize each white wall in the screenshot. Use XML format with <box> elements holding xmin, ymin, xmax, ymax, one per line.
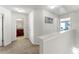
<box><xmin>11</xmin><ymin>12</ymin><xmax>28</xmax><ymax>41</ymax></box>
<box><xmin>0</xmin><ymin>15</ymin><xmax>2</xmax><ymax>46</ymax></box>
<box><xmin>33</xmin><ymin>9</ymin><xmax>43</xmax><ymax>44</ymax></box>
<box><xmin>69</xmin><ymin>12</ymin><xmax>79</xmax><ymax>47</ymax></box>
<box><xmin>42</xmin><ymin>10</ymin><xmax>59</xmax><ymax>35</ymax></box>
<box><xmin>28</xmin><ymin>9</ymin><xmax>59</xmax><ymax>44</ymax></box>
<box><xmin>34</xmin><ymin>9</ymin><xmax>59</xmax><ymax>44</ymax></box>
<box><xmin>28</xmin><ymin>9</ymin><xmax>44</xmax><ymax>44</ymax></box>
<box><xmin>60</xmin><ymin>11</ymin><xmax>79</xmax><ymax>47</ymax></box>
<box><xmin>39</xmin><ymin>30</ymin><xmax>74</xmax><ymax>54</ymax></box>
<box><xmin>28</xmin><ymin>11</ymin><xmax>34</xmax><ymax>44</ymax></box>
<box><xmin>24</xmin><ymin>15</ymin><xmax>29</xmax><ymax>38</ymax></box>
<box><xmin>0</xmin><ymin>6</ymin><xmax>12</xmax><ymax>46</ymax></box>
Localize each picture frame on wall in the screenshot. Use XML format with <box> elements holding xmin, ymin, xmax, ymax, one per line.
<box><xmin>45</xmin><ymin>16</ymin><xmax>53</xmax><ymax>24</ymax></box>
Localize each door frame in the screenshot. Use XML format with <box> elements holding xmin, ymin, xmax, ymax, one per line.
<box><xmin>2</xmin><ymin>14</ymin><xmax>4</xmax><ymax>47</ymax></box>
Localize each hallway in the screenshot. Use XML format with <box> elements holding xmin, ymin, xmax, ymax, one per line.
<box><xmin>0</xmin><ymin>36</ymin><xmax>39</xmax><ymax>54</ymax></box>
<box><xmin>0</xmin><ymin>5</ymin><xmax>79</xmax><ymax>54</ymax></box>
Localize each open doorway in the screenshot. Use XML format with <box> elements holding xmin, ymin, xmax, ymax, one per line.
<box><xmin>16</xmin><ymin>18</ymin><xmax>24</xmax><ymax>39</ymax></box>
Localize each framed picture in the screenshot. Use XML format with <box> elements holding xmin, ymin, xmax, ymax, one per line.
<box><xmin>45</xmin><ymin>16</ymin><xmax>53</xmax><ymax>24</ymax></box>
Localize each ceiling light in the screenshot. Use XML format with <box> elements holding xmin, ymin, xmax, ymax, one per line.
<box><xmin>14</xmin><ymin>8</ymin><xmax>26</xmax><ymax>13</ymax></box>
<box><xmin>48</xmin><ymin>5</ymin><xmax>58</xmax><ymax>9</ymax></box>
<box><xmin>16</xmin><ymin>19</ymin><xmax>23</xmax><ymax>21</ymax></box>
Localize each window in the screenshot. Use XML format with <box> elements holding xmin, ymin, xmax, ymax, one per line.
<box><xmin>60</xmin><ymin>17</ymin><xmax>71</xmax><ymax>33</ymax></box>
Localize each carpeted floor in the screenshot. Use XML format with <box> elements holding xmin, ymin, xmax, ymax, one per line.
<box><xmin>0</xmin><ymin>36</ymin><xmax>39</xmax><ymax>54</ymax></box>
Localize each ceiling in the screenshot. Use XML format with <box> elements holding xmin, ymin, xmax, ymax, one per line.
<box><xmin>46</xmin><ymin>5</ymin><xmax>79</xmax><ymax>16</ymax></box>
<box><xmin>1</xmin><ymin>5</ymin><xmax>79</xmax><ymax>16</ymax></box>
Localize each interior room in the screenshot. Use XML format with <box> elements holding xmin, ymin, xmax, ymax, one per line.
<box><xmin>0</xmin><ymin>5</ymin><xmax>79</xmax><ymax>54</ymax></box>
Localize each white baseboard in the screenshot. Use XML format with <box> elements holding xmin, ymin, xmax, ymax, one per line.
<box><xmin>4</xmin><ymin>41</ymin><xmax>11</xmax><ymax>46</ymax></box>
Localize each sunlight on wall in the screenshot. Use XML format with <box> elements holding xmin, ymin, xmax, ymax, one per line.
<box><xmin>72</xmin><ymin>47</ymin><xmax>79</xmax><ymax>54</ymax></box>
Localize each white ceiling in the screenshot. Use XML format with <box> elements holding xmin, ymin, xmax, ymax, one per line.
<box><xmin>46</xmin><ymin>5</ymin><xmax>79</xmax><ymax>16</ymax></box>
<box><xmin>1</xmin><ymin>5</ymin><xmax>79</xmax><ymax>16</ymax></box>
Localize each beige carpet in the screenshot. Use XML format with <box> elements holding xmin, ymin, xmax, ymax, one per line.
<box><xmin>0</xmin><ymin>36</ymin><xmax>39</xmax><ymax>54</ymax></box>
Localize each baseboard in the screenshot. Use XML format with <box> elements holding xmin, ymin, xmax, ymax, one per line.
<box><xmin>32</xmin><ymin>43</ymin><xmax>39</xmax><ymax>45</ymax></box>
<box><xmin>30</xmin><ymin>40</ymin><xmax>39</xmax><ymax>45</ymax></box>
<box><xmin>4</xmin><ymin>41</ymin><xmax>11</xmax><ymax>46</ymax></box>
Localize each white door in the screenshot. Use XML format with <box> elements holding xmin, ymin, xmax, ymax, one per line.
<box><xmin>0</xmin><ymin>15</ymin><xmax>2</xmax><ymax>46</ymax></box>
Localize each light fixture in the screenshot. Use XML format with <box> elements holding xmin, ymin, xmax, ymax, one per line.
<box><xmin>16</xmin><ymin>19</ymin><xmax>23</xmax><ymax>21</ymax></box>
<box><xmin>48</xmin><ymin>5</ymin><xmax>58</xmax><ymax>9</ymax></box>
<box><xmin>14</xmin><ymin>8</ymin><xmax>26</xmax><ymax>13</ymax></box>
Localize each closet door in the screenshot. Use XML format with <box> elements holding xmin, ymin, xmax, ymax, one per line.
<box><xmin>0</xmin><ymin>15</ymin><xmax>2</xmax><ymax>46</ymax></box>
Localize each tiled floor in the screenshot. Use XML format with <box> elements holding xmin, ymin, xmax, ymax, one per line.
<box><xmin>0</xmin><ymin>36</ymin><xmax>39</xmax><ymax>54</ymax></box>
